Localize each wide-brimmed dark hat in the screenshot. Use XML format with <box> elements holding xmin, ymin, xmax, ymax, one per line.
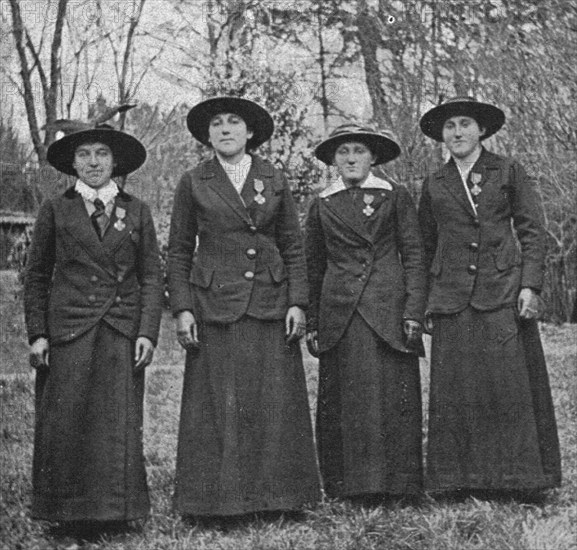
<box><xmin>47</xmin><ymin>125</ymin><xmax>146</xmax><ymax>177</ymax></box>
<box><xmin>314</xmin><ymin>123</ymin><xmax>401</xmax><ymax>166</ymax></box>
<box><xmin>186</xmin><ymin>96</ymin><xmax>274</xmax><ymax>150</ymax></box>
<box><xmin>420</xmin><ymin>96</ymin><xmax>505</xmax><ymax>142</ymax></box>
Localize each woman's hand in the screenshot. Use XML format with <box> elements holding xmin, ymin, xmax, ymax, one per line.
<box><xmin>134</xmin><ymin>337</ymin><xmax>155</xmax><ymax>371</ymax></box>
<box><xmin>176</xmin><ymin>310</ymin><xmax>200</xmax><ymax>350</ymax></box>
<box><xmin>285</xmin><ymin>306</ymin><xmax>306</xmax><ymax>345</ymax></box>
<box><xmin>518</xmin><ymin>287</ymin><xmax>543</xmax><ymax>320</ymax></box>
<box><xmin>30</xmin><ymin>337</ymin><xmax>49</xmax><ymax>369</ymax></box>
<box><xmin>306</xmin><ymin>330</ymin><xmax>320</xmax><ymax>358</ymax></box>
<box><xmin>403</xmin><ymin>320</ymin><xmax>423</xmax><ymax>350</ymax></box>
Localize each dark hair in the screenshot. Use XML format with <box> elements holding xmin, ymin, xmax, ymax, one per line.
<box><xmin>442</xmin><ymin>113</ymin><xmax>486</xmax><ymax>135</ymax></box>
<box><xmin>205</xmin><ymin>112</ymin><xmax>255</xmax><ymax>150</ymax></box>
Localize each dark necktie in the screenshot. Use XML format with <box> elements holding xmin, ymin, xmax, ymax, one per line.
<box><xmin>91</xmin><ymin>198</ymin><xmax>109</xmax><ymax>240</ymax></box>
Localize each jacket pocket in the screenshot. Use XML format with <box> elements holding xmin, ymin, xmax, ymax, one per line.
<box><xmin>189</xmin><ymin>265</ymin><xmax>214</xmax><ymax>288</ymax></box>
<box><xmin>494</xmin><ymin>240</ymin><xmax>522</xmax><ymax>271</ymax></box>
<box><xmin>269</xmin><ymin>263</ymin><xmax>288</xmax><ymax>284</ymax></box>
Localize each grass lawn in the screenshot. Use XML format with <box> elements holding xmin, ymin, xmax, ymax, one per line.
<box><xmin>1</xmin><ymin>270</ymin><xmax>576</xmax><ymax>549</ymax></box>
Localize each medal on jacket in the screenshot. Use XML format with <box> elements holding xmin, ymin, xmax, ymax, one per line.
<box><xmin>470</xmin><ymin>172</ymin><xmax>482</xmax><ymax>197</ymax></box>
<box><xmin>254</xmin><ymin>179</ymin><xmax>265</xmax><ymax>205</ymax></box>
<box><xmin>113</xmin><ymin>207</ymin><xmax>126</xmax><ymax>231</ymax></box>
<box><xmin>362</xmin><ymin>193</ymin><xmax>375</xmax><ymax>216</ymax></box>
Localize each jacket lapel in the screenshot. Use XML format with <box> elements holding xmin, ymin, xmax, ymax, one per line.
<box><xmin>436</xmin><ymin>160</ymin><xmax>477</xmax><ymax>218</ymax></box>
<box><xmin>365</xmin><ymin>188</ymin><xmax>392</xmax><ymax>235</ymax></box>
<box><xmin>201</xmin><ymin>157</ymin><xmax>253</xmax><ymax>225</ymax></box>
<box><xmin>469</xmin><ymin>149</ymin><xmax>502</xmax><ymax>212</ymax></box>
<box><xmin>322</xmin><ymin>190</ymin><xmax>373</xmax><ymax>243</ymax></box>
<box><xmin>102</xmin><ymin>192</ymin><xmax>134</xmax><ymax>253</ymax></box>
<box><xmin>62</xmin><ymin>191</ymin><xmax>116</xmax><ymax>275</ymax></box>
<box><xmin>241</xmin><ymin>156</ymin><xmax>276</xmax><ymax>227</ymax></box>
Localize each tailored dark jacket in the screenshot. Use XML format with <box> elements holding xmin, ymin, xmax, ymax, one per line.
<box><xmin>418</xmin><ymin>148</ymin><xmax>546</xmax><ymax>314</ymax></box>
<box><xmin>24</xmin><ymin>186</ymin><xmax>163</xmax><ymax>346</ymax></box>
<box><xmin>305</xmin><ymin>174</ymin><xmax>427</xmax><ymax>354</ymax></box>
<box><xmin>167</xmin><ymin>155</ymin><xmax>308</xmax><ymax>322</ymax></box>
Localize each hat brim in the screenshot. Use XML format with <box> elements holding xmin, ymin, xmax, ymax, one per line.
<box><xmin>47</xmin><ymin>128</ymin><xmax>146</xmax><ymax>177</ymax></box>
<box><xmin>187</xmin><ymin>97</ymin><xmax>274</xmax><ymax>150</ymax></box>
<box><xmin>420</xmin><ymin>101</ymin><xmax>505</xmax><ymax>142</ymax></box>
<box><xmin>314</xmin><ymin>132</ymin><xmax>401</xmax><ymax>166</ymax></box>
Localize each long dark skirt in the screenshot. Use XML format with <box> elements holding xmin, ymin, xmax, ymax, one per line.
<box><xmin>427</xmin><ymin>306</ymin><xmax>562</xmax><ymax>492</ymax></box>
<box><xmin>174</xmin><ymin>316</ymin><xmax>320</xmax><ymax>517</ymax></box>
<box><xmin>32</xmin><ymin>322</ymin><xmax>148</xmax><ymax>521</ymax></box>
<box><xmin>317</xmin><ymin>312</ymin><xmax>423</xmax><ymax>498</ymax></box>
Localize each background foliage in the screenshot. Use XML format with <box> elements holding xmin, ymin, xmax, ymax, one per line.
<box><xmin>1</xmin><ymin>0</ymin><xmax>576</xmax><ymax>320</ymax></box>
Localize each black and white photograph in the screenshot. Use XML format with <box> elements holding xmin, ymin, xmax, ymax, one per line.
<box><xmin>0</xmin><ymin>1</ymin><xmax>575</xmax><ymax>548</ymax></box>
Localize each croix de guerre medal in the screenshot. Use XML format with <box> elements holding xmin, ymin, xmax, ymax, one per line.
<box><xmin>113</xmin><ymin>206</ymin><xmax>126</xmax><ymax>231</ymax></box>
<box><xmin>362</xmin><ymin>193</ymin><xmax>375</xmax><ymax>216</ymax></box>
<box><xmin>254</xmin><ymin>179</ymin><xmax>265</xmax><ymax>205</ymax></box>
<box><xmin>470</xmin><ymin>172</ymin><xmax>482</xmax><ymax>198</ymax></box>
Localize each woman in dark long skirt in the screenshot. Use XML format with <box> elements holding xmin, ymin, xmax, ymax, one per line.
<box><xmin>305</xmin><ymin>124</ymin><xmax>427</xmax><ymax>500</ymax></box>
<box><xmin>418</xmin><ymin>97</ymin><xmax>562</xmax><ymax>497</ymax></box>
<box><xmin>167</xmin><ymin>97</ymin><xmax>320</xmax><ymax>518</ymax></box>
<box><xmin>24</xmin><ymin>125</ymin><xmax>163</xmax><ymax>531</ymax></box>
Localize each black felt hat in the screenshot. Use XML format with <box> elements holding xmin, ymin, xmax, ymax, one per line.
<box><xmin>47</xmin><ymin>125</ymin><xmax>146</xmax><ymax>177</ymax></box>
<box><xmin>315</xmin><ymin>123</ymin><xmax>401</xmax><ymax>166</ymax></box>
<box><xmin>186</xmin><ymin>96</ymin><xmax>274</xmax><ymax>150</ymax></box>
<box><xmin>420</xmin><ymin>96</ymin><xmax>505</xmax><ymax>142</ymax></box>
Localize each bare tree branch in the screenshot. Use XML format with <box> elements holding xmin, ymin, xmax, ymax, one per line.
<box><xmin>8</xmin><ymin>0</ymin><xmax>44</xmax><ymax>161</ymax></box>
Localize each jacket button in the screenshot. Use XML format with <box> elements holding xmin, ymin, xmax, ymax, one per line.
<box><xmin>90</xmin><ymin>275</ymin><xmax>98</xmax><ymax>283</ymax></box>
<box><xmin>473</xmin><ymin>218</ymin><xmax>480</xmax><ymax>227</ymax></box>
<box><xmin>244</xmin><ymin>271</ymin><xmax>255</xmax><ymax>281</ymax></box>
<box><xmin>117</xmin><ymin>275</ymin><xmax>124</xmax><ymax>283</ymax></box>
<box><xmin>115</xmin><ymin>296</ymin><xmax>122</xmax><ymax>303</ymax></box>
<box><xmin>249</xmin><ymin>225</ymin><xmax>257</xmax><ymax>233</ymax></box>
<box><xmin>468</xmin><ymin>265</ymin><xmax>477</xmax><ymax>275</ymax></box>
<box><xmin>469</xmin><ymin>242</ymin><xmax>479</xmax><ymax>251</ymax></box>
<box><xmin>88</xmin><ymin>295</ymin><xmax>96</xmax><ymax>302</ymax></box>
<box><xmin>246</xmin><ymin>248</ymin><xmax>257</xmax><ymax>259</ymax></box>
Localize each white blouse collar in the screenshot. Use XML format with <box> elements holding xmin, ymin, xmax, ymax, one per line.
<box><xmin>75</xmin><ymin>179</ymin><xmax>119</xmax><ymax>205</ymax></box>
<box><xmin>319</xmin><ymin>172</ymin><xmax>393</xmax><ymax>198</ymax></box>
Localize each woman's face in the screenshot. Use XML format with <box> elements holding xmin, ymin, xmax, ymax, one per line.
<box><xmin>73</xmin><ymin>142</ymin><xmax>115</xmax><ymax>189</ymax></box>
<box><xmin>208</xmin><ymin>112</ymin><xmax>254</xmax><ymax>162</ymax></box>
<box><xmin>442</xmin><ymin>116</ymin><xmax>485</xmax><ymax>159</ymax></box>
<box><xmin>333</xmin><ymin>141</ymin><xmax>375</xmax><ymax>185</ymax></box>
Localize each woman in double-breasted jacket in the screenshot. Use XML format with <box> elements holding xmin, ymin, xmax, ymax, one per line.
<box><xmin>24</xmin><ymin>126</ymin><xmax>163</xmax><ymax>525</ymax></box>
<box><xmin>167</xmin><ymin>97</ymin><xmax>320</xmax><ymax>517</ymax></box>
<box><xmin>418</xmin><ymin>97</ymin><xmax>561</xmax><ymax>496</ymax></box>
<box><xmin>306</xmin><ymin>124</ymin><xmax>427</xmax><ymax>499</ymax></box>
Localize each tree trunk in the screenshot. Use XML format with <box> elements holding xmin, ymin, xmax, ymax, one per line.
<box><xmin>356</xmin><ymin>2</ymin><xmax>390</xmax><ymax>128</ymax></box>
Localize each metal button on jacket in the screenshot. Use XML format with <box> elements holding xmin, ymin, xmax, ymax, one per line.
<box><xmin>244</xmin><ymin>271</ymin><xmax>255</xmax><ymax>281</ymax></box>
<box><xmin>467</xmin><ymin>264</ymin><xmax>478</xmax><ymax>275</ymax></box>
<box><xmin>90</xmin><ymin>275</ymin><xmax>98</xmax><ymax>283</ymax></box>
<box><xmin>117</xmin><ymin>275</ymin><xmax>124</xmax><ymax>283</ymax></box>
<box><xmin>469</xmin><ymin>242</ymin><xmax>479</xmax><ymax>251</ymax></box>
<box><xmin>249</xmin><ymin>225</ymin><xmax>257</xmax><ymax>233</ymax></box>
<box><xmin>88</xmin><ymin>294</ymin><xmax>96</xmax><ymax>302</ymax></box>
<box><xmin>246</xmin><ymin>248</ymin><xmax>257</xmax><ymax>259</ymax></box>
<box><xmin>115</xmin><ymin>296</ymin><xmax>122</xmax><ymax>303</ymax></box>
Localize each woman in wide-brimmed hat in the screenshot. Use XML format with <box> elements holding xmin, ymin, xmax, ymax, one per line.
<box><xmin>168</xmin><ymin>96</ymin><xmax>320</xmax><ymax>518</ymax></box>
<box><xmin>24</xmin><ymin>125</ymin><xmax>162</xmax><ymax>532</ymax></box>
<box><xmin>418</xmin><ymin>96</ymin><xmax>561</xmax><ymax>497</ymax></box>
<box><xmin>305</xmin><ymin>123</ymin><xmax>427</xmax><ymax>501</ymax></box>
